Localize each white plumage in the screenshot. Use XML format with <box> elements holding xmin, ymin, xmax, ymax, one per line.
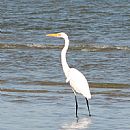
<box><xmin>46</xmin><ymin>32</ymin><xmax>91</xmax><ymax>117</ymax></box>
<box><xmin>68</xmin><ymin>68</ymin><xmax>91</xmax><ymax>100</ymax></box>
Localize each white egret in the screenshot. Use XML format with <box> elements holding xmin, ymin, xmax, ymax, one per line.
<box><xmin>46</xmin><ymin>32</ymin><xmax>91</xmax><ymax>117</ymax></box>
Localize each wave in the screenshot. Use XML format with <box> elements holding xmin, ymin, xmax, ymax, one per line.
<box><xmin>0</xmin><ymin>88</ymin><xmax>49</xmax><ymax>93</ymax></box>
<box><xmin>22</xmin><ymin>81</ymin><xmax>130</xmax><ymax>89</ymax></box>
<box><xmin>0</xmin><ymin>82</ymin><xmax>130</xmax><ymax>93</ymax></box>
<box><xmin>0</xmin><ymin>43</ymin><xmax>130</xmax><ymax>52</ymax></box>
<box><xmin>81</xmin><ymin>45</ymin><xmax>130</xmax><ymax>52</ymax></box>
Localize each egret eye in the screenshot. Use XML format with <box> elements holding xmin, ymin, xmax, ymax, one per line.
<box><xmin>58</xmin><ymin>34</ymin><xmax>61</xmax><ymax>37</ymax></box>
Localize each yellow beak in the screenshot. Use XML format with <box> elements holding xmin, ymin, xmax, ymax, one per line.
<box><xmin>46</xmin><ymin>33</ymin><xmax>59</xmax><ymax>37</ymax></box>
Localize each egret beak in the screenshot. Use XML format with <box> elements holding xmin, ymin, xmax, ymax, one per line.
<box><xmin>46</xmin><ymin>33</ymin><xmax>61</xmax><ymax>37</ymax></box>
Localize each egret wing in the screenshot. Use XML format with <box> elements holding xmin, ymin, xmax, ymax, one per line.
<box><xmin>69</xmin><ymin>68</ymin><xmax>91</xmax><ymax>99</ymax></box>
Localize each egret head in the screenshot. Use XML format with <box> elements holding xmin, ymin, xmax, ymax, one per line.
<box><xmin>46</xmin><ymin>32</ymin><xmax>68</xmax><ymax>39</ymax></box>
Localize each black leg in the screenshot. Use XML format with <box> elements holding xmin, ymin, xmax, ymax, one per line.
<box><xmin>85</xmin><ymin>98</ymin><xmax>91</xmax><ymax>116</ymax></box>
<box><xmin>75</xmin><ymin>95</ymin><xmax>78</xmax><ymax>118</ymax></box>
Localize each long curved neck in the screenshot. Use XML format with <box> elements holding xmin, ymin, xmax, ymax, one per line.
<box><xmin>61</xmin><ymin>36</ymin><xmax>70</xmax><ymax>78</ymax></box>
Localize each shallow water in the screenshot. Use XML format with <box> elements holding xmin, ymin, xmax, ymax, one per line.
<box><xmin>0</xmin><ymin>0</ymin><xmax>130</xmax><ymax>130</ymax></box>
<box><xmin>1</xmin><ymin>84</ymin><xmax>130</xmax><ymax>130</ymax></box>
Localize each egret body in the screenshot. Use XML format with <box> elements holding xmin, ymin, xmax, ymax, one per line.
<box><xmin>46</xmin><ymin>32</ymin><xmax>91</xmax><ymax>117</ymax></box>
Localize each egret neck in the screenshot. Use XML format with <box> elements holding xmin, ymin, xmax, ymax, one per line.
<box><xmin>61</xmin><ymin>35</ymin><xmax>70</xmax><ymax>79</ymax></box>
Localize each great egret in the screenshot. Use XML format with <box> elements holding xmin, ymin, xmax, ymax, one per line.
<box><xmin>46</xmin><ymin>32</ymin><xmax>91</xmax><ymax>117</ymax></box>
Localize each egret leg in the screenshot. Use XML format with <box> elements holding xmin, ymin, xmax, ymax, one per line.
<box><xmin>85</xmin><ymin>98</ymin><xmax>91</xmax><ymax>116</ymax></box>
<box><xmin>75</xmin><ymin>95</ymin><xmax>78</xmax><ymax>118</ymax></box>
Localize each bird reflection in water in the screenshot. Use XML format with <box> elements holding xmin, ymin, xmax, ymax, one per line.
<box><xmin>60</xmin><ymin>117</ymin><xmax>91</xmax><ymax>130</ymax></box>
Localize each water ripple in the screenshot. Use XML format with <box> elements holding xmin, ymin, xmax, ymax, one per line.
<box><xmin>0</xmin><ymin>43</ymin><xmax>130</xmax><ymax>52</ymax></box>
